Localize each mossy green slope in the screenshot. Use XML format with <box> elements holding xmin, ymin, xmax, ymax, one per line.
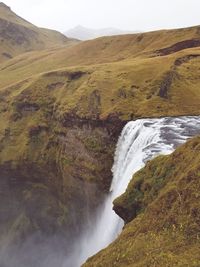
<box><xmin>84</xmin><ymin>136</ymin><xmax>200</xmax><ymax>267</ymax></box>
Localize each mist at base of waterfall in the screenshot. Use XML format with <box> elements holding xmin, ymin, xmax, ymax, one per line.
<box><xmin>75</xmin><ymin>116</ymin><xmax>200</xmax><ymax>266</ymax></box>
<box><xmin>0</xmin><ymin>235</ymin><xmax>68</xmax><ymax>267</ymax></box>
<box><xmin>1</xmin><ymin>116</ymin><xmax>200</xmax><ymax>267</ymax></box>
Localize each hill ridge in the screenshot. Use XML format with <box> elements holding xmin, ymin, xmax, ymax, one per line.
<box><xmin>0</xmin><ymin>2</ymin><xmax>75</xmax><ymax>63</ymax></box>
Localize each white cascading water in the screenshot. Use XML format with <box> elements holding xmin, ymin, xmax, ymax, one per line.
<box><xmin>66</xmin><ymin>116</ymin><xmax>200</xmax><ymax>267</ymax></box>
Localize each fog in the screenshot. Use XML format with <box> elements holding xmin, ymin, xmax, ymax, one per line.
<box><xmin>0</xmin><ymin>234</ymin><xmax>74</xmax><ymax>267</ymax></box>
<box><xmin>0</xmin><ymin>202</ymin><xmax>110</xmax><ymax>267</ymax></box>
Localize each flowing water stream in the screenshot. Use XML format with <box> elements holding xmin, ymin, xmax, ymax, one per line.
<box><xmin>67</xmin><ymin>116</ymin><xmax>200</xmax><ymax>267</ymax></box>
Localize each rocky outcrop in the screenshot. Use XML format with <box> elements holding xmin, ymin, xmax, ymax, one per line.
<box><xmin>157</xmin><ymin>71</ymin><xmax>177</xmax><ymax>98</ymax></box>
<box><xmin>174</xmin><ymin>54</ymin><xmax>200</xmax><ymax>66</ymax></box>
<box><xmin>156</xmin><ymin>38</ymin><xmax>200</xmax><ymax>56</ymax></box>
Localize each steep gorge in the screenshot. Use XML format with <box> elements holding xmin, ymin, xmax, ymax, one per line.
<box><xmin>0</xmin><ymin>100</ymin><xmax>122</xmax><ymax>266</ymax></box>
<box><xmin>0</xmin><ymin>4</ymin><xmax>200</xmax><ymax>265</ymax></box>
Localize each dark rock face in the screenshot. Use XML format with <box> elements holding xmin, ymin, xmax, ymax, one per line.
<box><xmin>15</xmin><ymin>102</ymin><xmax>40</xmax><ymax>112</ymax></box>
<box><xmin>0</xmin><ymin>3</ymin><xmax>11</xmax><ymax>10</ymax></box>
<box><xmin>68</xmin><ymin>71</ymin><xmax>86</xmax><ymax>80</ymax></box>
<box><xmin>43</xmin><ymin>70</ymin><xmax>87</xmax><ymax>80</ymax></box>
<box><xmin>157</xmin><ymin>53</ymin><xmax>200</xmax><ymax>99</ymax></box>
<box><xmin>2</xmin><ymin>52</ymin><xmax>12</xmax><ymax>59</ymax></box>
<box><xmin>158</xmin><ymin>71</ymin><xmax>177</xmax><ymax>98</ymax></box>
<box><xmin>0</xmin><ymin>4</ymin><xmax>69</xmax><ymax>63</ymax></box>
<box><xmin>155</xmin><ymin>39</ymin><xmax>200</xmax><ymax>56</ymax></box>
<box><xmin>62</xmin><ymin>112</ymin><xmax>126</xmax><ymax>138</ymax></box>
<box><xmin>113</xmin><ymin>201</ymin><xmax>139</xmax><ymax>223</ymax></box>
<box><xmin>174</xmin><ymin>54</ymin><xmax>200</xmax><ymax>66</ymax></box>
<box><xmin>88</xmin><ymin>89</ymin><xmax>101</xmax><ymax>116</ymax></box>
<box><xmin>47</xmin><ymin>82</ymin><xmax>64</xmax><ymax>90</ymax></box>
<box><xmin>0</xmin><ymin>18</ymin><xmax>39</xmax><ymax>46</ymax></box>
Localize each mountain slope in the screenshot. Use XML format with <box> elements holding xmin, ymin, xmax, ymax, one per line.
<box><xmin>64</xmin><ymin>25</ymin><xmax>135</xmax><ymax>40</ymax></box>
<box><xmin>0</xmin><ymin>2</ymin><xmax>74</xmax><ymax>63</ymax></box>
<box><xmin>0</xmin><ymin>37</ymin><xmax>200</xmax><ymax>120</ymax></box>
<box><xmin>0</xmin><ymin>16</ymin><xmax>200</xmax><ymax>265</ymax></box>
<box><xmin>1</xmin><ymin>25</ymin><xmax>200</xmax><ymax>88</ymax></box>
<box><xmin>84</xmin><ymin>135</ymin><xmax>200</xmax><ymax>267</ymax></box>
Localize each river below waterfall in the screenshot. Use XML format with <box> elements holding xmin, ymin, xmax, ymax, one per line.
<box><xmin>69</xmin><ymin>116</ymin><xmax>200</xmax><ymax>267</ymax></box>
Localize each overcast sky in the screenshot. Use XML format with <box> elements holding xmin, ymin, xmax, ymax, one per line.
<box><xmin>2</xmin><ymin>0</ymin><xmax>200</xmax><ymax>32</ymax></box>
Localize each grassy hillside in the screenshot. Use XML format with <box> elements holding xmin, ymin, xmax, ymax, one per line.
<box><xmin>0</xmin><ymin>2</ymin><xmax>75</xmax><ymax>63</ymax></box>
<box><xmin>1</xmin><ymin>24</ymin><xmax>200</xmax><ymax>71</ymax></box>
<box><xmin>0</xmin><ymin>7</ymin><xmax>200</xmax><ymax>263</ymax></box>
<box><xmin>0</xmin><ymin>47</ymin><xmax>200</xmax><ymax>121</ymax></box>
<box><xmin>0</xmin><ymin>23</ymin><xmax>199</xmax><ymax>236</ymax></box>
<box><xmin>0</xmin><ymin>25</ymin><xmax>200</xmax><ymax>120</ymax></box>
<box><xmin>84</xmin><ymin>136</ymin><xmax>200</xmax><ymax>267</ymax></box>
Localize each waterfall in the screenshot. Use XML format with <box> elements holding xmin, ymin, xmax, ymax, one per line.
<box><xmin>66</xmin><ymin>116</ymin><xmax>200</xmax><ymax>267</ymax></box>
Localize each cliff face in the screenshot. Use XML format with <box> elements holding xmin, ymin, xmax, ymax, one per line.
<box><xmin>84</xmin><ymin>136</ymin><xmax>200</xmax><ymax>267</ymax></box>
<box><xmin>0</xmin><ymin>5</ymin><xmax>200</xmax><ymax>263</ymax></box>
<box><xmin>0</xmin><ymin>77</ymin><xmax>122</xmax><ymax>257</ymax></box>
<box><xmin>0</xmin><ymin>27</ymin><xmax>130</xmax><ymax>257</ymax></box>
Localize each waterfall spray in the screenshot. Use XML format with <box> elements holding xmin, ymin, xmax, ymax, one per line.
<box><xmin>66</xmin><ymin>116</ymin><xmax>200</xmax><ymax>267</ymax></box>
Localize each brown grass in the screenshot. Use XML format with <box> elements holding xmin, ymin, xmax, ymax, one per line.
<box><xmin>84</xmin><ymin>136</ymin><xmax>200</xmax><ymax>267</ymax></box>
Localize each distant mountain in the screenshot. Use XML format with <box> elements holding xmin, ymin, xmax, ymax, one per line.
<box><xmin>64</xmin><ymin>25</ymin><xmax>138</xmax><ymax>40</ymax></box>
